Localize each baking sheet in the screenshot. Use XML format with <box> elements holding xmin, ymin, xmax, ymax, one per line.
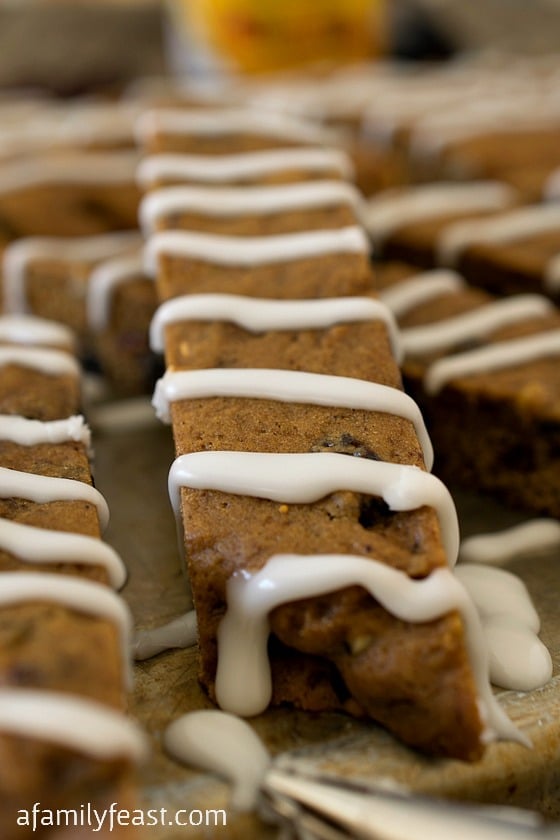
<box><xmin>93</xmin><ymin>411</ymin><xmax>560</xmax><ymax>837</ymax></box>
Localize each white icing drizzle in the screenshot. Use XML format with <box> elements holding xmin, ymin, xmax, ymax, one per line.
<box><xmin>139</xmin><ymin>180</ymin><xmax>365</xmax><ymax>235</ymax></box>
<box><xmin>216</xmin><ymin>553</ymin><xmax>523</xmax><ymax>745</ymax></box>
<box><xmin>438</xmin><ymin>204</ymin><xmax>560</xmax><ymax>267</ymax></box>
<box><xmin>424</xmin><ymin>329</ymin><xmax>560</xmax><ymax>394</ymax></box>
<box><xmin>153</xmin><ymin>368</ymin><xmax>433</xmax><ymax>470</ymax></box>
<box><xmin>0</xmin><ymin>414</ymin><xmax>91</xmax><ymax>450</ymax></box>
<box><xmin>143</xmin><ymin>225</ymin><xmax>369</xmax><ymax>275</ymax></box>
<box><xmin>401</xmin><ymin>294</ymin><xmax>553</xmax><ymax>357</ymax></box>
<box><xmin>0</xmin><ymin>345</ymin><xmax>80</xmax><ymax>378</ymax></box>
<box><xmin>0</xmin><ymin>690</ymin><xmax>148</xmax><ymax>763</ymax></box>
<box><xmin>378</xmin><ymin>269</ymin><xmax>465</xmax><ymax>318</ymax></box>
<box><xmin>362</xmin><ymin>182</ymin><xmax>515</xmax><ymax>250</ymax></box>
<box><xmin>133</xmin><ymin>610</ymin><xmax>197</xmax><ymax>661</ymax></box>
<box><xmin>164</xmin><ymin>710</ymin><xmax>270</xmax><ymax>812</ymax></box>
<box><xmin>2</xmin><ymin>231</ymin><xmax>142</xmax><ymax>315</ymax></box>
<box><xmin>0</xmin><ymin>572</ymin><xmax>133</xmax><ymax>688</ymax></box>
<box><xmin>86</xmin><ymin>253</ymin><xmax>146</xmax><ymax>332</ymax></box>
<box><xmin>411</xmin><ymin>97</ymin><xmax>560</xmax><ymax>159</ymax></box>
<box><xmin>0</xmin><ymin>151</ymin><xmax>140</xmax><ymax>195</ymax></box>
<box><xmin>0</xmin><ymin>518</ymin><xmax>126</xmax><ymax>589</ymax></box>
<box><xmin>455</xmin><ymin>564</ymin><xmax>552</xmax><ymax>692</ymax></box>
<box><xmin>460</xmin><ymin>519</ymin><xmax>560</xmax><ymax>566</ymax></box>
<box><xmin>0</xmin><ymin>466</ymin><xmax>109</xmax><ymax>532</ymax></box>
<box><xmin>0</xmin><ymin>314</ymin><xmax>75</xmax><ymax>351</ymax></box>
<box><xmin>544</xmin><ymin>252</ymin><xmax>560</xmax><ymax>293</ymax></box>
<box><xmin>149</xmin><ymin>293</ymin><xmax>401</xmax><ymax>363</ymax></box>
<box><xmin>136</xmin><ymin>148</ymin><xmax>354</xmax><ymax>187</ymax></box>
<box><xmin>0</xmin><ymin>101</ymin><xmax>141</xmax><ymax>157</ymax></box>
<box><xmin>168</xmin><ymin>451</ymin><xmax>459</xmax><ymax>564</ymax></box>
<box><xmin>135</xmin><ymin>108</ymin><xmax>343</xmax><ymax>146</ymax></box>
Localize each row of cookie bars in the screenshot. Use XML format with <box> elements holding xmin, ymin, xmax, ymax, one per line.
<box><xmin>0</xmin><ymin>149</ymin><xmax>157</xmax><ymax>394</ymax></box>
<box><xmin>374</xmin><ymin>264</ymin><xmax>560</xmax><ymax>517</ymax></box>
<box><xmin>138</xmin><ymin>106</ymin><xmax>518</xmax><ymax>760</ymax></box>
<box><xmin>0</xmin><ymin>313</ymin><xmax>145</xmax><ymax>838</ymax></box>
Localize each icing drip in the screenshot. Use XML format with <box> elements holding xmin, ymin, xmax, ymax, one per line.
<box><xmin>401</xmin><ymin>294</ymin><xmax>553</xmax><ymax>357</ymax></box>
<box><xmin>149</xmin><ymin>293</ymin><xmax>401</xmax><ymax>362</ymax></box>
<box><xmin>87</xmin><ymin>253</ymin><xmax>145</xmax><ymax>331</ymax></box>
<box><xmin>153</xmin><ymin>368</ymin><xmax>433</xmax><ymax>470</ymax></box>
<box><xmin>139</xmin><ymin>180</ymin><xmax>365</xmax><ymax>234</ymax></box>
<box><xmin>455</xmin><ymin>565</ymin><xmax>552</xmax><ymax>692</ymax></box>
<box><xmin>0</xmin><ymin>690</ymin><xmax>148</xmax><ymax>762</ymax></box>
<box><xmin>438</xmin><ymin>204</ymin><xmax>560</xmax><ymax>266</ymax></box>
<box><xmin>363</xmin><ymin>182</ymin><xmax>515</xmax><ymax>249</ymax></box>
<box><xmin>0</xmin><ymin>466</ymin><xmax>109</xmax><ymax>532</ymax></box>
<box><xmin>135</xmin><ymin>108</ymin><xmax>343</xmax><ymax>146</ymax></box>
<box><xmin>0</xmin><ymin>572</ymin><xmax>133</xmax><ymax>688</ymax></box>
<box><xmin>0</xmin><ymin>518</ymin><xmax>126</xmax><ymax>589</ymax></box>
<box><xmin>164</xmin><ymin>710</ymin><xmax>270</xmax><ymax>812</ymax></box>
<box><xmin>136</xmin><ymin>148</ymin><xmax>354</xmax><ymax>187</ymax></box>
<box><xmin>424</xmin><ymin>329</ymin><xmax>560</xmax><ymax>394</ymax></box>
<box><xmin>0</xmin><ymin>414</ymin><xmax>91</xmax><ymax>450</ymax></box>
<box><xmin>460</xmin><ymin>520</ymin><xmax>560</xmax><ymax>565</ymax></box>
<box><xmin>216</xmin><ymin>553</ymin><xmax>523</xmax><ymax>745</ymax></box>
<box><xmin>378</xmin><ymin>269</ymin><xmax>465</xmax><ymax>318</ymax></box>
<box><xmin>168</xmin><ymin>451</ymin><xmax>459</xmax><ymax>564</ymax></box>
<box><xmin>143</xmin><ymin>226</ymin><xmax>369</xmax><ymax>274</ymax></box>
<box><xmin>133</xmin><ymin>610</ymin><xmax>197</xmax><ymax>661</ymax></box>
<box><xmin>0</xmin><ymin>151</ymin><xmax>140</xmax><ymax>195</ymax></box>
<box><xmin>0</xmin><ymin>345</ymin><xmax>80</xmax><ymax>378</ymax></box>
<box><xmin>2</xmin><ymin>231</ymin><xmax>142</xmax><ymax>315</ymax></box>
<box><xmin>0</xmin><ymin>314</ymin><xmax>75</xmax><ymax>351</ymax></box>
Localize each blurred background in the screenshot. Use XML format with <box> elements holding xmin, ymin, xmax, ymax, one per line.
<box><xmin>1</xmin><ymin>0</ymin><xmax>559</xmax><ymax>96</ymax></box>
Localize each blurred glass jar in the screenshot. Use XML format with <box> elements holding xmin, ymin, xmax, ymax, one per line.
<box><xmin>165</xmin><ymin>0</ymin><xmax>388</xmax><ymax>80</ymax></box>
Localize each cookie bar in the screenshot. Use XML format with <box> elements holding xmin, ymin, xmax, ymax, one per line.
<box><xmin>137</xmin><ymin>147</ymin><xmax>356</xmax><ymax>189</ymax></box>
<box><xmin>375</xmin><ymin>264</ymin><xmax>560</xmax><ymax>516</ymax></box>
<box><xmin>0</xmin><ymin>151</ymin><xmax>140</xmax><ymax>248</ymax></box>
<box><xmin>141</xmin><ymin>127</ymin><xmax>519</xmax><ymax>759</ymax></box>
<box><xmin>0</xmin><ymin>147</ymin><xmax>158</xmax><ymax>393</ymax></box>
<box><xmin>2</xmin><ymin>234</ymin><xmax>157</xmax><ymax>394</ymax></box>
<box><xmin>145</xmin><ymin>226</ymin><xmax>375</xmax><ymax>305</ymax></box>
<box><xmin>87</xmin><ymin>251</ymin><xmax>159</xmax><ymax>395</ymax></box>
<box><xmin>135</xmin><ymin>107</ymin><xmax>346</xmax><ymax>157</ymax></box>
<box><xmin>139</xmin><ymin>181</ymin><xmax>365</xmax><ymax>237</ymax></box>
<box><xmin>0</xmin><ymin>314</ymin><xmax>145</xmax><ymax>837</ymax></box>
<box><xmin>363</xmin><ymin>181</ymin><xmax>518</xmax><ymax>265</ymax></box>
<box><xmin>0</xmin><ymin>99</ymin><xmax>141</xmax><ymax>162</ymax></box>
<box><xmin>437</xmin><ymin>203</ymin><xmax>560</xmax><ymax>306</ymax></box>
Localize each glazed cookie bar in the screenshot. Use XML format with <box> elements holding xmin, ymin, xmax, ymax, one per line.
<box><xmin>142</xmin><ymin>173</ymin><xmax>519</xmax><ymax>761</ymax></box>
<box><xmin>139</xmin><ymin>180</ymin><xmax>366</xmax><ymax>238</ymax></box>
<box><xmin>149</xmin><ymin>285</ymin><xmax>518</xmax><ymax>761</ymax></box>
<box><xmin>0</xmin><ymin>150</ymin><xmax>140</xmax><ymax>249</ymax></box>
<box><xmin>0</xmin><ymin>99</ymin><xmax>142</xmax><ymax>163</ymax></box>
<box><xmin>363</xmin><ymin>181</ymin><xmax>518</xmax><ymax>266</ymax></box>
<box><xmin>145</xmin><ymin>226</ymin><xmax>375</xmax><ymax>306</ymax></box>
<box><xmin>437</xmin><ymin>203</ymin><xmax>560</xmax><ymax>306</ymax></box>
<box><xmin>135</xmin><ymin>107</ymin><xmax>346</xmax><ymax>157</ymax></box>
<box><xmin>0</xmin><ymin>314</ymin><xmax>145</xmax><ymax>837</ymax></box>
<box><xmin>2</xmin><ymin>234</ymin><xmax>157</xmax><ymax>394</ymax></box>
<box><xmin>375</xmin><ymin>264</ymin><xmax>560</xmax><ymax>516</ymax></box>
<box><xmin>137</xmin><ymin>147</ymin><xmax>356</xmax><ymax>189</ymax></box>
